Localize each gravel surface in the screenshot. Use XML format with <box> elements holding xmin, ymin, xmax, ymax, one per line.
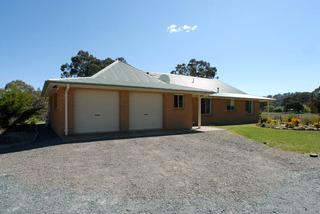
<box><xmin>0</xmin><ymin>128</ymin><xmax>319</xmax><ymax>213</ymax></box>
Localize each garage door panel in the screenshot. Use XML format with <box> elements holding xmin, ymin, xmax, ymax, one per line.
<box><xmin>129</xmin><ymin>92</ymin><xmax>163</xmax><ymax>130</ymax></box>
<box><xmin>74</xmin><ymin>90</ymin><xmax>119</xmax><ymax>133</ymax></box>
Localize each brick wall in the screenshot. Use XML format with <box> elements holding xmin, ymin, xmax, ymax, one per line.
<box><xmin>49</xmin><ymin>87</ymin><xmax>65</xmax><ymax>136</ymax></box>
<box><xmin>192</xmin><ymin>98</ymin><xmax>260</xmax><ymax>125</ymax></box>
<box><xmin>49</xmin><ymin>88</ymin><xmax>195</xmax><ymax>136</ymax></box>
<box><xmin>163</xmin><ymin>93</ymin><xmax>193</xmax><ymax>129</ymax></box>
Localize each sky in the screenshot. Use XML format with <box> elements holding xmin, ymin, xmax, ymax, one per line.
<box><xmin>0</xmin><ymin>0</ymin><xmax>319</xmax><ymax>96</ymax></box>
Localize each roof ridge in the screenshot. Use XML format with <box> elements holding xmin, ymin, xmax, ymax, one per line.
<box><xmin>90</xmin><ymin>60</ymin><xmax>121</xmax><ymax>78</ymax></box>
<box><xmin>117</xmin><ymin>61</ymin><xmax>171</xmax><ymax>84</ymax></box>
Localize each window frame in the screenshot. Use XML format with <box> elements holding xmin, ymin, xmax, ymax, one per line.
<box><xmin>201</xmin><ymin>98</ymin><xmax>212</xmax><ymax>115</ymax></box>
<box><xmin>245</xmin><ymin>100</ymin><xmax>253</xmax><ymax>113</ymax></box>
<box><xmin>173</xmin><ymin>94</ymin><xmax>184</xmax><ymax>109</ymax></box>
<box><xmin>227</xmin><ymin>99</ymin><xmax>235</xmax><ymax>111</ymax></box>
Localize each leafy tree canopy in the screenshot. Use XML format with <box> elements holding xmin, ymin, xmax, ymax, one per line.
<box><xmin>60</xmin><ymin>50</ymin><xmax>126</xmax><ymax>78</ymax></box>
<box><xmin>0</xmin><ymin>80</ymin><xmax>47</xmax><ymax>128</ymax></box>
<box><xmin>171</xmin><ymin>59</ymin><xmax>218</xmax><ymax>79</ymax></box>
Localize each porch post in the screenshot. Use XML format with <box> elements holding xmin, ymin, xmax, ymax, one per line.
<box><xmin>64</xmin><ymin>84</ymin><xmax>70</xmax><ymax>135</ymax></box>
<box><xmin>267</xmin><ymin>101</ymin><xmax>270</xmax><ymax>112</ymax></box>
<box><xmin>198</xmin><ymin>95</ymin><xmax>201</xmax><ymax>128</ymax></box>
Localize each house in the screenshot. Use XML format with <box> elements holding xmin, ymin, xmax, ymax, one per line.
<box><xmin>42</xmin><ymin>61</ymin><xmax>272</xmax><ymax>136</ymax></box>
<box><xmin>149</xmin><ymin>73</ymin><xmax>273</xmax><ymax>126</ymax></box>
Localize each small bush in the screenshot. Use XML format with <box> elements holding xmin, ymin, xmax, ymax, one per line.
<box><xmin>303</xmin><ymin>105</ymin><xmax>311</xmax><ymax>113</ymax></box>
<box><xmin>291</xmin><ymin>117</ymin><xmax>300</xmax><ymax>126</ymax></box>
<box><xmin>286</xmin><ymin>122</ymin><xmax>294</xmax><ymax>128</ymax></box>
<box><xmin>313</xmin><ymin>116</ymin><xmax>320</xmax><ymax>129</ymax></box>
<box><xmin>259</xmin><ymin>116</ymin><xmax>268</xmax><ymax>124</ymax></box>
<box><xmin>300</xmin><ymin>114</ymin><xmax>316</xmax><ymax>126</ymax></box>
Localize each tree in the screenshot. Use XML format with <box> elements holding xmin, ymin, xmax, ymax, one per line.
<box><xmin>171</xmin><ymin>59</ymin><xmax>218</xmax><ymax>79</ymax></box>
<box><xmin>310</xmin><ymin>86</ymin><xmax>320</xmax><ymax>113</ymax></box>
<box><xmin>60</xmin><ymin>50</ymin><xmax>127</xmax><ymax>78</ymax></box>
<box><xmin>0</xmin><ymin>81</ymin><xmax>47</xmax><ymax>128</ymax></box>
<box><xmin>5</xmin><ymin>80</ymin><xmax>34</xmax><ymax>92</ymax></box>
<box><xmin>267</xmin><ymin>87</ymin><xmax>320</xmax><ymax>113</ymax></box>
<box><xmin>284</xmin><ymin>102</ymin><xmax>304</xmax><ymax>113</ymax></box>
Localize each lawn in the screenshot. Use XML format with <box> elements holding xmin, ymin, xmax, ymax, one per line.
<box><xmin>216</xmin><ymin>124</ymin><xmax>320</xmax><ymax>153</ymax></box>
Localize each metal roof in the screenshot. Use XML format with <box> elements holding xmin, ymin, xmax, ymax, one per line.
<box><xmin>149</xmin><ymin>73</ymin><xmax>246</xmax><ymax>94</ymax></box>
<box><xmin>42</xmin><ymin>61</ymin><xmax>213</xmax><ymax>96</ymax></box>
<box><xmin>149</xmin><ymin>73</ymin><xmax>273</xmax><ymax>101</ymax></box>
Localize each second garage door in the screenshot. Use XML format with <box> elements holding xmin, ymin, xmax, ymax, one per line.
<box><xmin>74</xmin><ymin>89</ymin><xmax>119</xmax><ymax>133</ymax></box>
<box><xmin>129</xmin><ymin>92</ymin><xmax>163</xmax><ymax>130</ymax></box>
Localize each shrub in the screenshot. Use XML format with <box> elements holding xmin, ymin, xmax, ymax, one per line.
<box><xmin>266</xmin><ymin>117</ymin><xmax>273</xmax><ymax>124</ymax></box>
<box><xmin>291</xmin><ymin>117</ymin><xmax>300</xmax><ymax>126</ymax></box>
<box><xmin>273</xmin><ymin>106</ymin><xmax>283</xmax><ymax>112</ymax></box>
<box><xmin>0</xmin><ymin>81</ymin><xmax>46</xmax><ymax>128</ymax></box>
<box><xmin>303</xmin><ymin>105</ymin><xmax>311</xmax><ymax>113</ymax></box>
<box><xmin>0</xmin><ymin>85</ymin><xmax>32</xmax><ymax>128</ymax></box>
<box><xmin>260</xmin><ymin>116</ymin><xmax>269</xmax><ymax>124</ymax></box>
<box><xmin>301</xmin><ymin>117</ymin><xmax>312</xmax><ymax>126</ymax></box>
<box><xmin>260</xmin><ymin>112</ymin><xmax>320</xmax><ymax>130</ymax></box>
<box><xmin>25</xmin><ymin>116</ymin><xmax>42</xmax><ymax>125</ymax></box>
<box><xmin>286</xmin><ymin>122</ymin><xmax>295</xmax><ymax>128</ymax></box>
<box><xmin>313</xmin><ymin>116</ymin><xmax>320</xmax><ymax>129</ymax></box>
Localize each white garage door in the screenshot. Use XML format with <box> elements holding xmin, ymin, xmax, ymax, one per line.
<box><xmin>129</xmin><ymin>92</ymin><xmax>163</xmax><ymax>130</ymax></box>
<box><xmin>74</xmin><ymin>90</ymin><xmax>119</xmax><ymax>133</ymax></box>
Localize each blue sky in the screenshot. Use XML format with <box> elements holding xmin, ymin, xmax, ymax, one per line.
<box><xmin>0</xmin><ymin>0</ymin><xmax>319</xmax><ymax>96</ymax></box>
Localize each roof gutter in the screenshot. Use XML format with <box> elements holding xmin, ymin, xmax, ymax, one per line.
<box><xmin>42</xmin><ymin>80</ymin><xmax>214</xmax><ymax>96</ymax></box>
<box><xmin>209</xmin><ymin>94</ymin><xmax>275</xmax><ymax>101</ymax></box>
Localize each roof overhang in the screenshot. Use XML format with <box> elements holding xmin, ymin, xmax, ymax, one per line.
<box><xmin>208</xmin><ymin>93</ymin><xmax>275</xmax><ymax>101</ymax></box>
<box><xmin>42</xmin><ymin>80</ymin><xmax>213</xmax><ymax>97</ymax></box>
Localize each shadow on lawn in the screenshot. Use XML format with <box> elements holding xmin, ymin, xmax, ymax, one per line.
<box><xmin>0</xmin><ymin>124</ymin><xmax>202</xmax><ymax>154</ymax></box>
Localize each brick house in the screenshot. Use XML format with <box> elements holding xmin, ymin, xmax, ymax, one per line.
<box><xmin>42</xmin><ymin>61</ymin><xmax>272</xmax><ymax>136</ymax></box>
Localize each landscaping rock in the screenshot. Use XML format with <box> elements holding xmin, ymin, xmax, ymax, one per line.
<box><xmin>294</xmin><ymin>126</ymin><xmax>305</xmax><ymax>130</ymax></box>
<box><xmin>309</xmin><ymin>153</ymin><xmax>318</xmax><ymax>158</ymax></box>
<box><xmin>305</xmin><ymin>127</ymin><xmax>314</xmax><ymax>131</ymax></box>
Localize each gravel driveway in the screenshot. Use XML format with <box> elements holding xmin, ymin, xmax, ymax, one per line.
<box><xmin>0</xmin><ymin>127</ymin><xmax>319</xmax><ymax>213</ymax></box>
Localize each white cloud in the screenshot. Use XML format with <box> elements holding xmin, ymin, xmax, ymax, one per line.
<box><xmin>167</xmin><ymin>24</ymin><xmax>198</xmax><ymax>33</ymax></box>
<box><xmin>167</xmin><ymin>24</ymin><xmax>181</xmax><ymax>33</ymax></box>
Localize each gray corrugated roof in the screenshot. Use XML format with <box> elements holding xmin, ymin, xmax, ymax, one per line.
<box><xmin>149</xmin><ymin>73</ymin><xmax>273</xmax><ymax>101</ymax></box>
<box><xmin>42</xmin><ymin>61</ymin><xmax>213</xmax><ymax>95</ymax></box>
<box><xmin>149</xmin><ymin>73</ymin><xmax>246</xmax><ymax>94</ymax></box>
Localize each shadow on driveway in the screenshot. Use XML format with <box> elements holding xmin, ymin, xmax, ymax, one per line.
<box><xmin>0</xmin><ymin>125</ymin><xmax>202</xmax><ymax>154</ymax></box>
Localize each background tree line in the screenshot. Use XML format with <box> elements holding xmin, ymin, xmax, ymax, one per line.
<box><xmin>60</xmin><ymin>51</ymin><xmax>218</xmax><ymax>79</ymax></box>
<box><xmin>267</xmin><ymin>87</ymin><xmax>320</xmax><ymax>113</ymax></box>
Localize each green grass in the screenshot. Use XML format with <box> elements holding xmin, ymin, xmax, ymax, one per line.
<box><xmin>215</xmin><ymin>124</ymin><xmax>320</xmax><ymax>153</ymax></box>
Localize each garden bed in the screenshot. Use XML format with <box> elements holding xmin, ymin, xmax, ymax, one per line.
<box><xmin>259</xmin><ymin>113</ymin><xmax>320</xmax><ymax>131</ymax></box>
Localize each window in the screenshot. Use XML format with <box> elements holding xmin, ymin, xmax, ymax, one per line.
<box><xmin>201</xmin><ymin>98</ymin><xmax>212</xmax><ymax>114</ymax></box>
<box><xmin>227</xmin><ymin>99</ymin><xmax>235</xmax><ymax>111</ymax></box>
<box><xmin>174</xmin><ymin>95</ymin><xmax>184</xmax><ymax>109</ymax></box>
<box><xmin>245</xmin><ymin>100</ymin><xmax>253</xmax><ymax>113</ymax></box>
